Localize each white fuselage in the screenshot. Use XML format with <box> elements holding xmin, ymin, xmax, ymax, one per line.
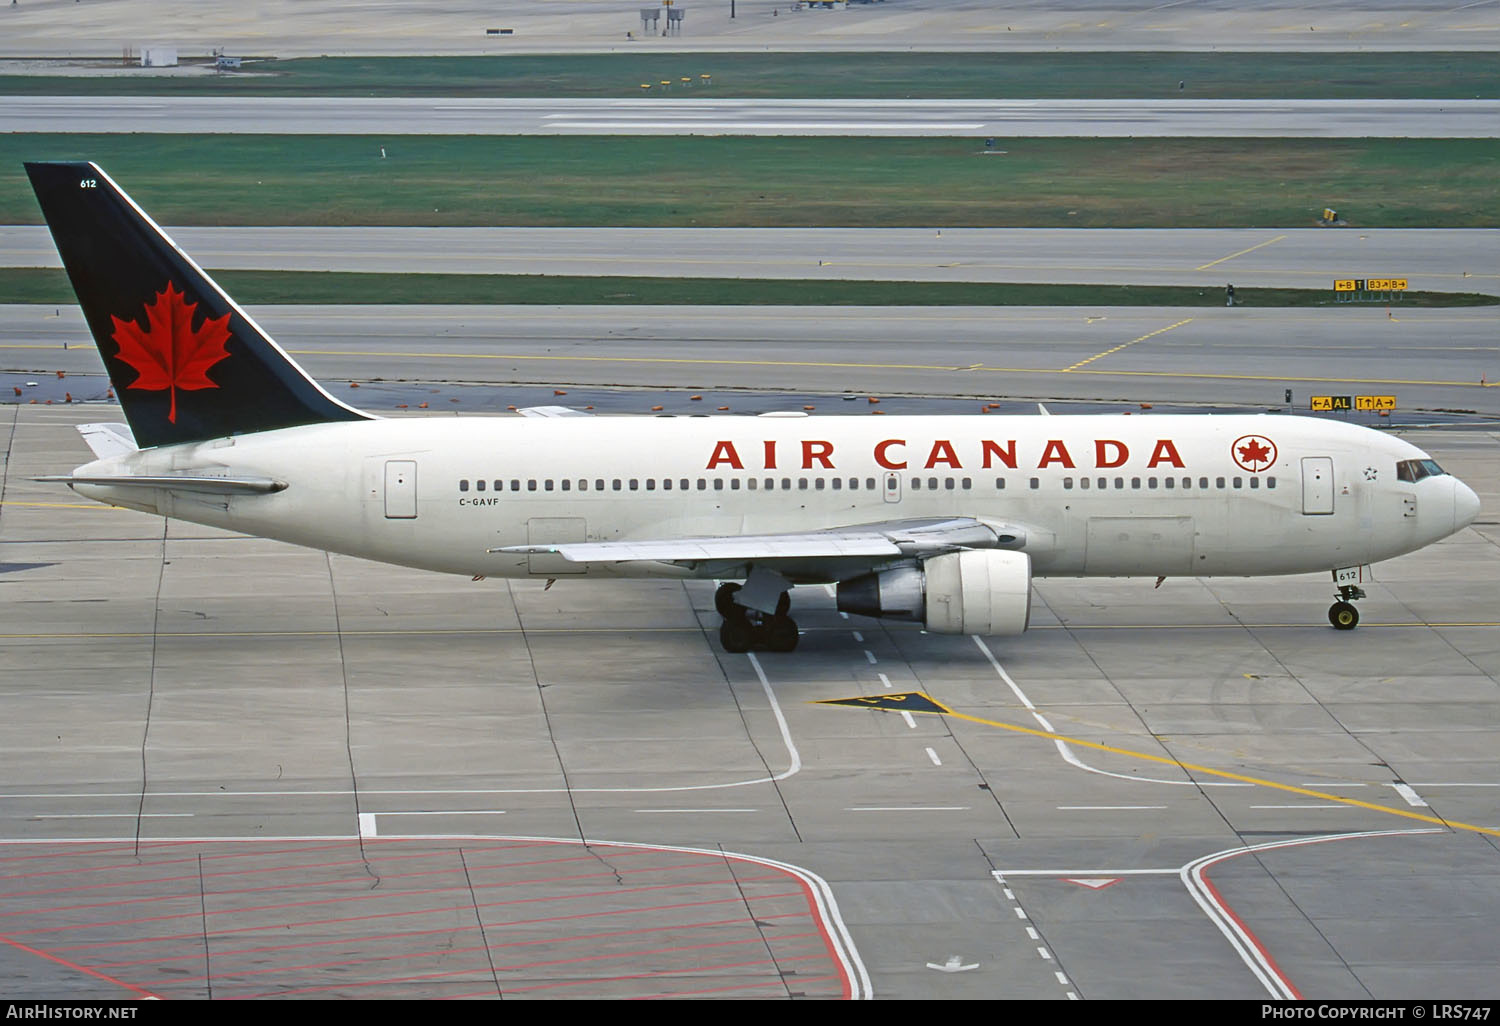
<box><xmin>71</xmin><ymin>413</ymin><xmax>1475</xmax><ymax>582</ymax></box>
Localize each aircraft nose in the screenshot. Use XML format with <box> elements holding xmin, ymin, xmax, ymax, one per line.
<box><xmin>1454</xmin><ymin>477</ymin><xmax>1481</xmax><ymax>531</ymax></box>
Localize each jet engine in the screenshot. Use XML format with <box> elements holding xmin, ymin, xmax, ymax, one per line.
<box><xmin>836</xmin><ymin>550</ymin><xmax>1032</xmax><ymax>636</ymax></box>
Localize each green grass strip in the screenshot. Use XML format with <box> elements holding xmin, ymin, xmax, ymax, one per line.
<box><xmin>3</xmin><ymin>268</ymin><xmax>1491</xmax><ymax>307</ymax></box>
<box><xmin>4</xmin><ymin>135</ymin><xmax>1497</xmax><ymax>229</ymax></box>
<box><xmin>1</xmin><ymin>52</ymin><xmax>1495</xmax><ymax>99</ymax></box>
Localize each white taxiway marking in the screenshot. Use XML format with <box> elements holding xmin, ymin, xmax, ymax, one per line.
<box><xmin>852</xmin><ymin>631</ymin><xmax>864</xmax><ymax>642</ymax></box>
<box><xmin>926</xmin><ymin>747</ymin><xmax>942</xmax><ymax>766</ymax></box>
<box><xmin>1392</xmin><ymin>783</ymin><xmax>1429</xmax><ymax>807</ymax></box>
<box><xmin>972</xmin><ymin>636</ymin><xmax>1250</xmax><ymax>788</ymax></box>
<box><xmin>865</xmin><ymin>649</ymin><xmax>878</xmax><ymax>664</ymax></box>
<box><xmin>374</xmin><ymin>810</ymin><xmax>507</xmax><ymax>815</ymax></box>
<box><xmin>1057</xmin><ymin>805</ymin><xmax>1168</xmax><ymax>810</ymax></box>
<box><xmin>358</xmin><ymin>812</ymin><xmax>377</xmax><ymax>838</ymax></box>
<box><xmin>35</xmin><ymin>813</ymin><xmax>192</xmax><ymax>819</ymax></box>
<box><xmin>900</xmin><ymin>711</ymin><xmax>917</xmax><ymax>729</ymax></box>
<box><xmin>634</xmin><ymin>808</ymin><xmax>758</xmax><ymax>813</ymax></box>
<box><xmin>877</xmin><ymin>673</ymin><xmax>892</xmax><ymax>690</ymax></box>
<box><xmin>848</xmin><ymin>806</ymin><xmax>970</xmax><ymax>812</ymax></box>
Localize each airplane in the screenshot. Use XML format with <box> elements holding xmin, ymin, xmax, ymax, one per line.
<box><xmin>25</xmin><ymin>161</ymin><xmax>1481</xmax><ymax>653</ymax></box>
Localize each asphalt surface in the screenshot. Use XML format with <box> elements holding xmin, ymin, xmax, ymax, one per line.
<box><xmin>6</xmin><ymin>96</ymin><xmax>1499</xmax><ymax>136</ymax></box>
<box><xmin>5</xmin><ymin>226</ymin><xmax>1496</xmax><ymax>294</ymax></box>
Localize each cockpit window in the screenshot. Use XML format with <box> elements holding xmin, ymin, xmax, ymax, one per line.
<box><xmin>1396</xmin><ymin>458</ymin><xmax>1447</xmax><ymax>482</ymax></box>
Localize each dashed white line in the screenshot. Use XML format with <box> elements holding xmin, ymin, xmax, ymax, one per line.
<box><xmin>899</xmin><ymin>710</ymin><xmax>917</xmax><ymax>729</ymax></box>
<box><xmin>877</xmin><ymin>673</ymin><xmax>892</xmax><ymax>690</ymax></box>
<box><xmin>864</xmin><ymin>649</ymin><xmax>878</xmax><ymax>664</ymax></box>
<box><xmin>1057</xmin><ymin>805</ymin><xmax>1168</xmax><ymax>810</ymax></box>
<box><xmin>852</xmin><ymin>631</ymin><xmax>864</xmax><ymax>642</ymax></box>
<box><xmin>926</xmin><ymin>747</ymin><xmax>942</xmax><ymax>766</ymax></box>
<box><xmin>1392</xmin><ymin>782</ymin><xmax>1429</xmax><ymax>807</ymax></box>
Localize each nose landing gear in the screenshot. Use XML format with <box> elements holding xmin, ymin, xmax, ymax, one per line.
<box><xmin>716</xmin><ymin>581</ymin><xmax>798</xmax><ymax>653</ymax></box>
<box><xmin>1328</xmin><ymin>583</ymin><xmax>1366</xmax><ymax>630</ymax></box>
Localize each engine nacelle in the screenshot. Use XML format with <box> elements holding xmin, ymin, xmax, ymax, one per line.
<box><xmin>836</xmin><ymin>550</ymin><xmax>1032</xmax><ymax>636</ymax></box>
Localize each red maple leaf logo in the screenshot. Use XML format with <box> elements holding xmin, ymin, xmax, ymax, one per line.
<box><xmin>109</xmin><ymin>282</ymin><xmax>231</xmax><ymax>423</ymax></box>
<box><xmin>1238</xmin><ymin>438</ymin><xmax>1271</xmax><ymax>465</ymax></box>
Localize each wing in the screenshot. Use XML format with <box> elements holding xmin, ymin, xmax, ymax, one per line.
<box><xmin>494</xmin><ymin>516</ymin><xmax>1030</xmax><ymax>580</ymax></box>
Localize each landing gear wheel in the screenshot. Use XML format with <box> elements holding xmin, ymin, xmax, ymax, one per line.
<box><xmin>720</xmin><ymin>614</ymin><xmax>754</xmax><ymax>653</ymax></box>
<box><xmin>1329</xmin><ymin>601</ymin><xmax>1360</xmax><ymax>630</ymax></box>
<box><xmin>714</xmin><ymin>582</ymin><xmax>742</xmax><ymax>618</ymax></box>
<box><xmin>763</xmin><ymin>614</ymin><xmax>799</xmax><ymax>653</ymax></box>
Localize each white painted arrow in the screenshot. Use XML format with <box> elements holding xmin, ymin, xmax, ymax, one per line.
<box><xmin>926</xmin><ymin>955</ymin><xmax>979</xmax><ymax>973</ymax></box>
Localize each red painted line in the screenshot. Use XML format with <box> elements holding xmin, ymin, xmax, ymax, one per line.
<box><xmin>633</xmin><ymin>973</ymin><xmax>843</xmax><ymax>1000</ymax></box>
<box><xmin>3</xmin><ymin>862</ymin><xmax>742</xmax><ymax>931</ymax></box>
<box><xmin>1200</xmin><ymin>866</ymin><xmax>1304</xmax><ymax>1000</ymax></box>
<box><xmin>0</xmin><ymin>839</ymin><xmax>531</xmax><ymax>893</ymax></box>
<box><xmin>47</xmin><ymin>888</ymin><xmax>800</xmax><ymax>957</ymax></box>
<box><xmin>97</xmin><ymin>909</ymin><xmax>815</xmax><ymax>970</ymax></box>
<box><xmin>491</xmin><ymin>951</ymin><xmax>834</xmax><ymax>997</ymax></box>
<box><xmin>234</xmin><ymin>949</ymin><xmax>831</xmax><ymax>1000</ymax></box>
<box><xmin>0</xmin><ymin>932</ymin><xmax>162</xmax><ymax>1000</ymax></box>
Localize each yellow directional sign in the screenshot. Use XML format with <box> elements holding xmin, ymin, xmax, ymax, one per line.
<box><xmin>1356</xmin><ymin>395</ymin><xmax>1397</xmax><ymax>410</ymax></box>
<box><xmin>1367</xmin><ymin>278</ymin><xmax>1407</xmax><ymax>291</ymax></box>
<box><xmin>815</xmin><ymin>692</ymin><xmax>952</xmax><ymax>714</ymax></box>
<box><xmin>1311</xmin><ymin>395</ymin><xmax>1353</xmax><ymax>411</ymax></box>
<box><xmin>1334</xmin><ymin>279</ymin><xmax>1359</xmax><ymax>292</ymax></box>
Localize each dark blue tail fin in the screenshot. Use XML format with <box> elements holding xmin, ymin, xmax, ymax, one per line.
<box><xmin>26</xmin><ymin>161</ymin><xmax>369</xmax><ymax>448</ymax></box>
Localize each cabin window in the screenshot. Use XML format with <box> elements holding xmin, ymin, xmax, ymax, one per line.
<box><xmin>528</xmin><ymin>479</ymin><xmax>537</xmax><ymax>491</ymax></box>
<box><xmin>765</xmin><ymin>478</ymin><xmax>776</xmax><ymax>490</ymax></box>
<box><xmin>1216</xmin><ymin>476</ymin><xmax>1225</xmax><ymax>489</ymax></box>
<box><xmin>748</xmin><ymin>478</ymin><xmax>758</xmax><ymax>491</ymax></box>
<box><xmin>814</xmin><ymin>478</ymin><xmax>825</xmax><ymax>490</ymax></box>
<box><xmin>679</xmin><ymin>479</ymin><xmax>689</xmax><ymax>491</ymax></box>
<box><xmin>595</xmin><ymin>479</ymin><xmax>604</xmax><ymax>491</ymax></box>
<box><xmin>645</xmin><ymin>479</ymin><xmax>655</xmax><ymax>491</ymax></box>
<box><xmin>928</xmin><ymin>477</ymin><xmax>938</xmax><ymax>490</ymax></box>
<box><xmin>911</xmin><ymin>477</ymin><xmax>921</xmax><ymax>491</ymax></box>
<box><xmin>697</xmin><ymin>478</ymin><xmax>707</xmax><ymax>490</ymax></box>
<box><xmin>962</xmin><ymin>478</ymin><xmax>972</xmax><ymax>490</ymax></box>
<box><xmin>1164</xmin><ymin>478</ymin><xmax>1174</xmax><ymax>489</ymax></box>
<box><xmin>1267</xmin><ymin>476</ymin><xmax>1277</xmax><ymax>489</ymax></box>
<box><xmin>1131</xmin><ymin>477</ymin><xmax>1141</xmax><ymax>489</ymax></box>
<box><xmin>945</xmin><ymin>477</ymin><xmax>955</xmax><ymax>490</ymax></box>
<box><xmin>1199</xmin><ymin>477</ymin><xmax>1209</xmax><ymax>489</ymax></box>
<box><xmin>612</xmin><ymin>479</ymin><xmax>622</xmax><ymax>491</ymax></box>
<box><xmin>475</xmin><ymin>479</ymin><xmax>485</xmax><ymax>492</ymax></box>
<box><xmin>731</xmin><ymin>479</ymin><xmax>742</xmax><ymax>490</ymax></box>
<box><xmin>782</xmin><ymin>477</ymin><xmax>793</xmax><ymax>490</ymax></box>
<box><xmin>996</xmin><ymin>478</ymin><xmax>1006</xmax><ymax>490</ymax></box>
<box><xmin>1097</xmin><ymin>478</ymin><xmax>1106</xmax><ymax>490</ymax></box>
<box><xmin>511</xmin><ymin>480</ymin><xmax>521</xmax><ymax>492</ymax></box>
<box><xmin>798</xmin><ymin>478</ymin><xmax>808</xmax><ymax>491</ymax></box>
<box><xmin>1078</xmin><ymin>477</ymin><xmax>1089</xmax><ymax>490</ymax></box>
<box><xmin>866</xmin><ymin>478</ymin><xmax>876</xmax><ymax>490</ymax></box>
<box><xmin>1114</xmin><ymin>477</ymin><xmax>1123</xmax><ymax>489</ymax></box>
<box><xmin>831</xmin><ymin>478</ymin><xmax>842</xmax><ymax>490</ymax></box>
<box><xmin>661</xmin><ymin>478</ymin><xmax>671</xmax><ymax>490</ymax></box>
<box><xmin>560</xmin><ymin>479</ymin><xmax>570</xmax><ymax>491</ymax></box>
<box><xmin>1148</xmin><ymin>477</ymin><xmax>1159</xmax><ymax>489</ymax></box>
<box><xmin>545</xmin><ymin>480</ymin><xmax>554</xmax><ymax>491</ymax></box>
<box><xmin>459</xmin><ymin>479</ymin><xmax>469</xmax><ymax>492</ymax></box>
<box><xmin>714</xmin><ymin>479</ymin><xmax>725</xmax><ymax>491</ymax></box>
<box><xmin>1250</xmin><ymin>477</ymin><xmax>1260</xmax><ymax>489</ymax></box>
<box><xmin>1029</xmin><ymin>477</ymin><xmax>1040</xmax><ymax>489</ymax></box>
<box><xmin>578</xmin><ymin>479</ymin><xmax>588</xmax><ymax>491</ymax></box>
<box><xmin>1063</xmin><ymin>478</ymin><xmax>1074</xmax><ymax>490</ymax></box>
<box><xmin>1233</xmin><ymin>477</ymin><xmax>1243</xmax><ymax>489</ymax></box>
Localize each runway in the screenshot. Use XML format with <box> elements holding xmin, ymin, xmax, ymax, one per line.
<box><xmin>7</xmin><ymin>96</ymin><xmax>1498</xmax><ymax>137</ymax></box>
<box><xmin>1</xmin><ymin>403</ymin><xmax>1496</xmax><ymax>998</ymax></box>
<box><xmin>5</xmin><ymin>226</ymin><xmax>1496</xmax><ymax>294</ymax></box>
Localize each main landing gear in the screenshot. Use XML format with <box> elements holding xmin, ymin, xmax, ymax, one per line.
<box><xmin>1328</xmin><ymin>583</ymin><xmax>1366</xmax><ymax>631</ymax></box>
<box><xmin>716</xmin><ymin>581</ymin><xmax>798</xmax><ymax>653</ymax></box>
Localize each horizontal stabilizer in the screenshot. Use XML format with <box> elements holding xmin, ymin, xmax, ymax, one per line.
<box><xmin>516</xmin><ymin>406</ymin><xmax>595</xmax><ymax>418</ymax></box>
<box><xmin>37</xmin><ymin>473</ymin><xmax>287</xmax><ymax>494</ymax></box>
<box><xmin>77</xmin><ymin>422</ymin><xmax>138</xmax><ymax>458</ymax></box>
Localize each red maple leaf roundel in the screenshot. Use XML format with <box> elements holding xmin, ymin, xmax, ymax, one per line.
<box><xmin>1231</xmin><ymin>434</ymin><xmax>1277</xmax><ymax>472</ymax></box>
<box><xmin>109</xmin><ymin>282</ymin><xmax>231</xmax><ymax>423</ymax></box>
